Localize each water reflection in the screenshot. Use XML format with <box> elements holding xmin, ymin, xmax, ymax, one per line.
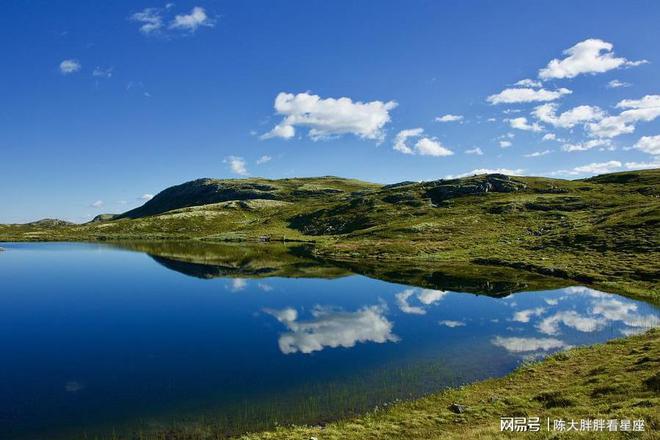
<box><xmin>0</xmin><ymin>242</ymin><xmax>657</xmax><ymax>440</ymax></box>
<box><xmin>264</xmin><ymin>305</ymin><xmax>399</xmax><ymax>354</ymax></box>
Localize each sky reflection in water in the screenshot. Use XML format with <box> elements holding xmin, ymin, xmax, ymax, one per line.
<box><xmin>0</xmin><ymin>243</ymin><xmax>657</xmax><ymax>439</ymax></box>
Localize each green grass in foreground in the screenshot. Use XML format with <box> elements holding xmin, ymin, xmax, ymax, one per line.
<box><xmin>233</xmin><ymin>330</ymin><xmax>658</xmax><ymax>440</ymax></box>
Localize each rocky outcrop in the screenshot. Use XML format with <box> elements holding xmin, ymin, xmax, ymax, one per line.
<box><xmin>423</xmin><ymin>174</ymin><xmax>527</xmax><ymax>204</ymax></box>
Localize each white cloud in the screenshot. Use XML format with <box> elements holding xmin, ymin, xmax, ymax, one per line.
<box><xmin>542</xmin><ymin>133</ymin><xmax>557</xmax><ymax>141</ymax></box>
<box><xmin>487</xmin><ymin>87</ymin><xmax>572</xmax><ymax>104</ymax></box>
<box><xmin>499</xmin><ymin>140</ymin><xmax>512</xmax><ymax>148</ymax></box>
<box><xmin>509</xmin><ymin>117</ymin><xmax>543</xmax><ymax>132</ymax></box>
<box><xmin>229</xmin><ymin>278</ymin><xmax>247</xmax><ymax>292</ymax></box>
<box><xmin>538</xmin><ymin>38</ymin><xmax>647</xmax><ymax>80</ymax></box>
<box><xmin>224</xmin><ymin>156</ymin><xmax>249</xmax><ymax>176</ymax></box>
<box><xmin>438</xmin><ymin>320</ymin><xmax>465</xmax><ymax>328</ymax></box>
<box><xmin>59</xmin><ymin>59</ymin><xmax>81</xmax><ymax>74</ymax></box>
<box><xmin>587</xmin><ymin>95</ymin><xmax>660</xmax><ymax>138</ymax></box>
<box><xmin>537</xmin><ymin>311</ymin><xmax>603</xmax><ymax>335</ymax></box>
<box><xmin>607</xmin><ymin>79</ymin><xmax>631</xmax><ymax>89</ymax></box>
<box><xmin>415</xmin><ymin>138</ymin><xmax>454</xmax><ymax>157</ymax></box>
<box><xmin>264</xmin><ymin>305</ymin><xmax>399</xmax><ymax>354</ymax></box>
<box><xmin>513</xmin><ymin>307</ymin><xmax>546</xmax><ymax>323</ymax></box>
<box><xmin>92</xmin><ymin>66</ymin><xmax>113</xmax><ymax>78</ymax></box>
<box><xmin>492</xmin><ymin>336</ymin><xmax>566</xmax><ymax>353</ymax></box>
<box><xmin>514</xmin><ymin>79</ymin><xmax>542</xmax><ymax>88</ymax></box>
<box><xmin>393</xmin><ymin>128</ymin><xmax>423</xmax><ymax>154</ymax></box>
<box><xmin>169</xmin><ymin>6</ymin><xmax>214</xmax><ymax>31</ymax></box>
<box><xmin>256</xmin><ymin>155</ymin><xmax>272</xmax><ymax>164</ymax></box>
<box><xmin>625</xmin><ymin>160</ymin><xmax>660</xmax><ymax>170</ymax></box>
<box><xmin>435</xmin><ymin>114</ymin><xmax>463</xmax><ymax>123</ymax></box>
<box><xmin>633</xmin><ymin>135</ymin><xmax>660</xmax><ymax>155</ymax></box>
<box><xmin>139</xmin><ymin>194</ymin><xmax>154</xmax><ymax>201</ymax></box>
<box><xmin>90</xmin><ymin>200</ymin><xmax>104</xmax><ymax>208</ymax></box>
<box><xmin>393</xmin><ymin>128</ymin><xmax>453</xmax><ymax>157</ymax></box>
<box><xmin>395</xmin><ymin>288</ymin><xmax>446</xmax><ymax>315</ymax></box>
<box><xmin>130</xmin><ymin>8</ymin><xmax>163</xmax><ymax>34</ymax></box>
<box><xmin>262</xmin><ymin>92</ymin><xmax>397</xmax><ymax>141</ymax></box>
<box><xmin>572</xmin><ymin>160</ymin><xmax>622</xmax><ymax>175</ymax></box>
<box><xmin>465</xmin><ymin>147</ymin><xmax>484</xmax><ymax>155</ymax></box>
<box><xmin>446</xmin><ymin>168</ymin><xmax>524</xmax><ymax>179</ymax></box>
<box><xmin>532</xmin><ymin>103</ymin><xmax>605</xmax><ymax>128</ymax></box>
<box><xmin>561</xmin><ymin>139</ymin><xmax>612</xmax><ymax>152</ymax></box>
<box><xmin>524</xmin><ymin>150</ymin><xmax>551</xmax><ymax>157</ymax></box>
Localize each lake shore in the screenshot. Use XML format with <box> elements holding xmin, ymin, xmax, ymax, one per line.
<box><xmin>236</xmin><ymin>329</ymin><xmax>658</xmax><ymax>440</ymax></box>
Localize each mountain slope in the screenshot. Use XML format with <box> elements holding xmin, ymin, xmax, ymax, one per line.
<box><xmin>1</xmin><ymin>169</ymin><xmax>658</xmax><ymax>301</ymax></box>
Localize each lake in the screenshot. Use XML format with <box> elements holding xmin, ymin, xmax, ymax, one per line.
<box><xmin>1</xmin><ymin>242</ymin><xmax>658</xmax><ymax>439</ymax></box>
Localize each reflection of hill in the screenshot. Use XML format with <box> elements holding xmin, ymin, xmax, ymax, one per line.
<box><xmin>109</xmin><ymin>241</ymin><xmax>571</xmax><ymax>296</ymax></box>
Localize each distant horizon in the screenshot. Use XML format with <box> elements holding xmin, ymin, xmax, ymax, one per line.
<box><xmin>1</xmin><ymin>1</ymin><xmax>659</xmax><ymax>223</ymax></box>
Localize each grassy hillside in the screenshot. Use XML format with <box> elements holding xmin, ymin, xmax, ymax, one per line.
<box><xmin>1</xmin><ymin>170</ymin><xmax>658</xmax><ymax>301</ymax></box>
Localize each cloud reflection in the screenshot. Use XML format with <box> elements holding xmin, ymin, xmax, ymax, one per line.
<box><xmin>264</xmin><ymin>305</ymin><xmax>399</xmax><ymax>354</ymax></box>
<box><xmin>395</xmin><ymin>288</ymin><xmax>447</xmax><ymax>315</ymax></box>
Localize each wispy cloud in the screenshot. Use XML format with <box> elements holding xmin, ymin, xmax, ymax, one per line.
<box><xmin>435</xmin><ymin>114</ymin><xmax>463</xmax><ymax>123</ymax></box>
<box><xmin>539</xmin><ymin>39</ymin><xmax>647</xmax><ymax>80</ymax></box>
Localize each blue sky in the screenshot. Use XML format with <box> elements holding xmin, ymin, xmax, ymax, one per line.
<box><xmin>1</xmin><ymin>0</ymin><xmax>659</xmax><ymax>223</ymax></box>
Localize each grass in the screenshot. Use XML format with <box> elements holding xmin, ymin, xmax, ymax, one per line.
<box><xmin>236</xmin><ymin>329</ymin><xmax>659</xmax><ymax>440</ymax></box>
<box><xmin>2</xmin><ymin>170</ymin><xmax>657</xmax><ymax>302</ymax></box>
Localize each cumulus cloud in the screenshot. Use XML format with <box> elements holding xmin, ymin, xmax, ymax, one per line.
<box><xmin>415</xmin><ymin>138</ymin><xmax>454</xmax><ymax>157</ymax></box>
<box><xmin>262</xmin><ymin>92</ymin><xmax>397</xmax><ymax>141</ymax></box>
<box><xmin>542</xmin><ymin>133</ymin><xmax>557</xmax><ymax>141</ymax></box>
<box><xmin>393</xmin><ymin>128</ymin><xmax>453</xmax><ymax>156</ymax></box>
<box><xmin>587</xmin><ymin>95</ymin><xmax>660</xmax><ymax>138</ymax></box>
<box><xmin>499</xmin><ymin>140</ymin><xmax>512</xmax><ymax>148</ymax></box>
<box><xmin>435</xmin><ymin>114</ymin><xmax>463</xmax><ymax>123</ymax></box>
<box><xmin>395</xmin><ymin>288</ymin><xmax>446</xmax><ymax>315</ymax></box>
<box><xmin>446</xmin><ymin>168</ymin><xmax>524</xmax><ymax>179</ymax></box>
<box><xmin>169</xmin><ymin>6</ymin><xmax>214</xmax><ymax>31</ymax></box>
<box><xmin>139</xmin><ymin>194</ymin><xmax>154</xmax><ymax>201</ymax></box>
<box><xmin>487</xmin><ymin>87</ymin><xmax>572</xmax><ymax>104</ymax></box>
<box><xmin>224</xmin><ymin>156</ymin><xmax>248</xmax><ymax>176</ymax></box>
<box><xmin>492</xmin><ymin>336</ymin><xmax>567</xmax><ymax>353</ymax></box>
<box><xmin>465</xmin><ymin>147</ymin><xmax>484</xmax><ymax>155</ymax></box>
<box><xmin>256</xmin><ymin>155</ymin><xmax>272</xmax><ymax>164</ymax></box>
<box><xmin>607</xmin><ymin>79</ymin><xmax>631</xmax><ymax>89</ymax></box>
<box><xmin>90</xmin><ymin>200</ymin><xmax>104</xmax><ymax>208</ymax></box>
<box><xmin>538</xmin><ymin>39</ymin><xmax>647</xmax><ymax>80</ymax></box>
<box><xmin>561</xmin><ymin>139</ymin><xmax>612</xmax><ymax>152</ymax></box>
<box><xmin>264</xmin><ymin>305</ymin><xmax>399</xmax><ymax>354</ymax></box>
<box><xmin>509</xmin><ymin>117</ymin><xmax>543</xmax><ymax>132</ymax></box>
<box><xmin>533</xmin><ymin>103</ymin><xmax>605</xmax><ymax>128</ymax></box>
<box><xmin>633</xmin><ymin>135</ymin><xmax>660</xmax><ymax>155</ymax></box>
<box><xmin>59</xmin><ymin>59</ymin><xmax>81</xmax><ymax>74</ymax></box>
<box><xmin>524</xmin><ymin>150</ymin><xmax>552</xmax><ymax>158</ymax></box>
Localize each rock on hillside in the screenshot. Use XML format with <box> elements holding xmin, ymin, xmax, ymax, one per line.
<box><xmin>25</xmin><ymin>218</ymin><xmax>75</xmax><ymax>227</ymax></box>
<box><xmin>422</xmin><ymin>174</ymin><xmax>528</xmax><ymax>204</ymax></box>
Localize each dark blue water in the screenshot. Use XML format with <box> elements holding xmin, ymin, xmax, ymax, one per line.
<box><xmin>0</xmin><ymin>243</ymin><xmax>657</xmax><ymax>439</ymax></box>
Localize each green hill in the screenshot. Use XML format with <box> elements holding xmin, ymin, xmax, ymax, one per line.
<box><xmin>1</xmin><ymin>169</ymin><xmax>658</xmax><ymax>301</ymax></box>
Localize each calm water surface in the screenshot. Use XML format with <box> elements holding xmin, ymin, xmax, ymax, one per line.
<box><xmin>1</xmin><ymin>242</ymin><xmax>658</xmax><ymax>439</ymax></box>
